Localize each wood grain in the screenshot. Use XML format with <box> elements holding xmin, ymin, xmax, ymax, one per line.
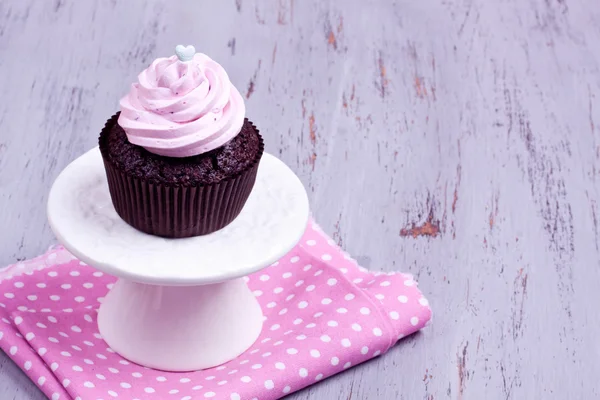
<box><xmin>1</xmin><ymin>0</ymin><xmax>599</xmax><ymax>398</ymax></box>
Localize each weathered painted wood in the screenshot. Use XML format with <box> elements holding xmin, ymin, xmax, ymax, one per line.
<box><xmin>0</xmin><ymin>0</ymin><xmax>599</xmax><ymax>398</ymax></box>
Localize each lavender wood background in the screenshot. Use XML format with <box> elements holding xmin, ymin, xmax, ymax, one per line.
<box><xmin>1</xmin><ymin>0</ymin><xmax>599</xmax><ymax>399</ymax></box>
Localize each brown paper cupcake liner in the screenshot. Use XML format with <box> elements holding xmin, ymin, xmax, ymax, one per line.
<box><xmin>99</xmin><ymin>114</ymin><xmax>264</xmax><ymax>238</ymax></box>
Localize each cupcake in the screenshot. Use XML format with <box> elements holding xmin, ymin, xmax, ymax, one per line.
<box><xmin>99</xmin><ymin>45</ymin><xmax>264</xmax><ymax>238</ymax></box>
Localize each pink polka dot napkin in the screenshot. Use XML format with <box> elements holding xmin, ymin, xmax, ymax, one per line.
<box><xmin>0</xmin><ymin>220</ymin><xmax>431</xmax><ymax>400</ymax></box>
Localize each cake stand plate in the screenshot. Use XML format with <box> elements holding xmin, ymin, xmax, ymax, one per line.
<box><xmin>47</xmin><ymin>147</ymin><xmax>309</xmax><ymax>371</ymax></box>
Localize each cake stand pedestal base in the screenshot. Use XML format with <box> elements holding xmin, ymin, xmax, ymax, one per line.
<box><xmin>97</xmin><ymin>278</ymin><xmax>262</xmax><ymax>371</ymax></box>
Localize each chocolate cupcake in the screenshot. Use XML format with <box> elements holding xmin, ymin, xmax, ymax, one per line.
<box><xmin>99</xmin><ymin>45</ymin><xmax>264</xmax><ymax>238</ymax></box>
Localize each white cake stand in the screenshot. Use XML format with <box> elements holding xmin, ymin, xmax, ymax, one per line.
<box><xmin>47</xmin><ymin>147</ymin><xmax>309</xmax><ymax>371</ymax></box>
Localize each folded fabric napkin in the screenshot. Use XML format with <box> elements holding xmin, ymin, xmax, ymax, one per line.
<box><xmin>0</xmin><ymin>220</ymin><xmax>431</xmax><ymax>400</ymax></box>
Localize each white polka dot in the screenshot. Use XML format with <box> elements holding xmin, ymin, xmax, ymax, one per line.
<box><xmin>282</xmin><ymin>272</ymin><xmax>292</xmax><ymax>279</ymax></box>
<box><xmin>63</xmin><ymin>308</ymin><xmax>73</xmax><ymax>313</ymax></box>
<box><xmin>17</xmin><ymin>306</ymin><xmax>27</xmax><ymax>312</ymax></box>
<box><xmin>373</xmin><ymin>327</ymin><xmax>383</xmax><ymax>336</ymax></box>
<box><xmin>14</xmin><ymin>282</ymin><xmax>24</xmax><ymax>288</ymax></box>
<box><xmin>70</xmin><ymin>271</ymin><xmax>80</xmax><ymax>276</ymax></box>
<box><xmin>327</xmin><ymin>278</ymin><xmax>337</xmax><ymax>286</ymax></box>
<box><xmin>275</xmin><ymin>362</ymin><xmax>285</xmax><ymax>370</ymax></box>
<box><xmin>375</xmin><ymin>293</ymin><xmax>385</xmax><ymax>300</ymax></box>
<box><xmin>295</xmin><ymin>280</ymin><xmax>304</xmax><ymax>287</ymax></box>
<box><xmin>344</xmin><ymin>293</ymin><xmax>355</xmax><ymax>301</ymax></box>
<box><xmin>327</xmin><ymin>320</ymin><xmax>338</xmax><ymax>327</ymax></box>
<box><xmin>298</xmin><ymin>301</ymin><xmax>308</xmax><ymax>309</ymax></box>
<box><xmin>83</xmin><ymin>283</ymin><xmax>93</xmax><ymax>289</ymax></box>
<box><xmin>286</xmin><ymin>348</ymin><xmax>298</xmax><ymax>355</ymax></box>
<box><xmin>373</xmin><ymin>350</ymin><xmax>381</xmax><ymax>356</ymax></box>
<box><xmin>83</xmin><ymin>381</ymin><xmax>94</xmax><ymax>388</ymax></box>
<box><xmin>253</xmin><ymin>290</ymin><xmax>263</xmax><ymax>297</ymax></box>
<box><xmin>61</xmin><ymin>284</ymin><xmax>71</xmax><ymax>290</ymax></box>
<box><xmin>9</xmin><ymin>346</ymin><xmax>17</xmax><ymax>355</ymax></box>
<box><xmin>310</xmin><ymin>349</ymin><xmax>321</xmax><ymax>358</ymax></box>
<box><xmin>204</xmin><ymin>392</ymin><xmax>216</xmax><ymax>398</ymax></box>
<box><xmin>25</xmin><ymin>332</ymin><xmax>35</xmax><ymax>340</ymax></box>
<box><xmin>380</xmin><ymin>281</ymin><xmax>391</xmax><ymax>287</ymax></box>
<box><xmin>38</xmin><ymin>348</ymin><xmax>47</xmax><ymax>356</ymax></box>
<box><xmin>75</xmin><ymin>296</ymin><xmax>85</xmax><ymax>303</ymax></box>
<box><xmin>283</xmin><ymin>386</ymin><xmax>291</xmax><ymax>393</ymax></box>
<box><xmin>361</xmin><ymin>346</ymin><xmax>369</xmax><ymax>355</ymax></box>
<box><xmin>144</xmin><ymin>387</ymin><xmax>155</xmax><ymax>393</ymax></box>
<box><xmin>13</xmin><ymin>316</ymin><xmax>23</xmax><ymax>325</ymax></box>
<box><xmin>303</xmin><ymin>264</ymin><xmax>312</xmax><ymax>271</ymax></box>
<box><xmin>344</xmin><ymin>362</ymin><xmax>352</xmax><ymax>369</ymax></box>
<box><xmin>314</xmin><ymin>311</ymin><xmax>324</xmax><ymax>318</ymax></box>
<box><xmin>49</xmin><ymin>295</ymin><xmax>60</xmax><ymax>301</ymax></box>
<box><xmin>321</xmin><ymin>254</ymin><xmax>332</xmax><ymax>261</ymax></box>
<box><xmin>273</xmin><ymin>287</ymin><xmax>283</xmax><ymax>294</ymax></box>
<box><xmin>109</xmin><ymin>368</ymin><xmax>119</xmax><ymax>374</ymax></box>
<box><xmin>71</xmin><ymin>325</ymin><xmax>82</xmax><ymax>333</ymax></box>
<box><xmin>299</xmin><ymin>368</ymin><xmax>308</xmax><ymax>377</ymax></box>
<box><xmin>337</xmin><ymin>307</ymin><xmax>348</xmax><ymax>314</ymax></box>
<box><xmin>93</xmin><ymin>271</ymin><xmax>103</xmax><ymax>277</ymax></box>
<box><xmin>331</xmin><ymin>357</ymin><xmax>339</xmax><ymax>366</ymax></box>
<box><xmin>83</xmin><ymin>341</ymin><xmax>94</xmax><ymax>347</ymax></box>
<box><xmin>251</xmin><ymin>363</ymin><xmax>262</xmax><ymax>370</ymax></box>
<box><xmin>273</xmin><ymin>340</ymin><xmax>284</xmax><ymax>346</ymax></box>
<box><xmin>306</xmin><ymin>322</ymin><xmax>317</xmax><ymax>328</ymax></box>
<box><xmin>286</xmin><ymin>294</ymin><xmax>295</xmax><ymax>301</ymax></box>
<box><xmin>51</xmin><ymin>393</ymin><xmax>60</xmax><ymax>400</ymax></box>
<box><xmin>108</xmin><ymin>390</ymin><xmax>118</xmax><ymax>397</ymax></box>
<box><xmin>390</xmin><ymin>311</ymin><xmax>400</xmax><ymax>320</ymax></box>
<box><xmin>419</xmin><ymin>297</ymin><xmax>429</xmax><ymax>306</ymax></box>
<box><xmin>241</xmin><ymin>376</ymin><xmax>251</xmax><ymax>383</ymax></box>
<box><xmin>306</xmin><ymin>239</ymin><xmax>316</xmax><ymax>246</ymax></box>
<box><xmin>278</xmin><ymin>308</ymin><xmax>288</xmax><ymax>315</ymax></box>
<box><xmin>181</xmin><ymin>397</ymin><xmax>191</xmax><ymax>400</ymax></box>
<box><xmin>296</xmin><ymin>334</ymin><xmax>307</xmax><ymax>340</ymax></box>
<box><xmin>341</xmin><ymin>338</ymin><xmax>351</xmax><ymax>347</ymax></box>
<box><xmin>270</xmin><ymin>323</ymin><xmax>280</xmax><ymax>331</ymax></box>
<box><xmin>120</xmin><ymin>382</ymin><xmax>131</xmax><ymax>388</ymax></box>
<box><xmin>411</xmin><ymin>316</ymin><xmax>419</xmax><ymax>326</ymax></box>
<box><xmin>352</xmin><ymin>323</ymin><xmax>362</xmax><ymax>331</ymax></box>
<box><xmin>360</xmin><ymin>307</ymin><xmax>371</xmax><ymax>315</ymax></box>
<box><xmin>230</xmin><ymin>394</ymin><xmax>241</xmax><ymax>400</ymax></box>
<box><xmin>314</xmin><ymin>270</ymin><xmax>323</xmax><ymax>276</ymax></box>
<box><xmin>59</xmin><ymin>331</ymin><xmax>69</xmax><ymax>338</ymax></box>
<box><xmin>218</xmin><ymin>381</ymin><xmax>227</xmax><ymax>385</ymax></box>
<box><xmin>93</xmin><ymin>333</ymin><xmax>103</xmax><ymax>339</ymax></box>
<box><xmin>262</xmin><ymin>352</ymin><xmax>272</xmax><ymax>357</ymax></box>
<box><xmin>72</xmin><ymin>366</ymin><xmax>83</xmax><ymax>372</ymax></box>
<box><xmin>290</xmin><ymin>256</ymin><xmax>300</xmax><ymax>263</ymax></box>
<box><xmin>27</xmin><ymin>295</ymin><xmax>37</xmax><ymax>301</ymax></box>
<box><xmin>265</xmin><ymin>379</ymin><xmax>275</xmax><ymax>389</ymax></box>
<box><xmin>36</xmin><ymin>283</ymin><xmax>46</xmax><ymax>288</ymax></box>
<box><xmin>38</xmin><ymin>376</ymin><xmax>46</xmax><ymax>386</ymax></box>
<box><xmin>228</xmin><ymin>369</ymin><xmax>238</xmax><ymax>375</ymax></box>
<box><xmin>293</xmin><ymin>318</ymin><xmax>303</xmax><ymax>325</ymax></box>
<box><xmin>24</xmin><ymin>360</ymin><xmax>32</xmax><ymax>370</ymax></box>
<box><xmin>84</xmin><ymin>314</ymin><xmax>93</xmax><ymax>323</ymax></box>
<box><xmin>132</xmin><ymin>372</ymin><xmax>143</xmax><ymax>378</ymax></box>
<box><xmin>4</xmin><ymin>293</ymin><xmax>14</xmax><ymax>299</ymax></box>
<box><xmin>321</xmin><ymin>298</ymin><xmax>332</xmax><ymax>305</ymax></box>
<box><xmin>320</xmin><ymin>334</ymin><xmax>331</xmax><ymax>343</ymax></box>
<box><xmin>84</xmin><ymin>359</ymin><xmax>94</xmax><ymax>365</ymax></box>
<box><xmin>305</xmin><ymin>285</ymin><xmax>315</xmax><ymax>292</ymax></box>
<box><xmin>398</xmin><ymin>295</ymin><xmax>408</xmax><ymax>303</ymax></box>
<box><xmin>61</xmin><ymin>351</ymin><xmax>71</xmax><ymax>357</ymax></box>
<box><xmin>315</xmin><ymin>373</ymin><xmax>324</xmax><ymax>380</ymax></box>
<box><xmin>404</xmin><ymin>279</ymin><xmax>414</xmax><ymax>286</ymax></box>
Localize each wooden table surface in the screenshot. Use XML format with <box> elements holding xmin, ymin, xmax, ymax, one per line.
<box><xmin>1</xmin><ymin>0</ymin><xmax>599</xmax><ymax>399</ymax></box>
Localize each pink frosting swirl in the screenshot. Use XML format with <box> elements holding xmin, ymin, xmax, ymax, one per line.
<box><xmin>118</xmin><ymin>53</ymin><xmax>245</xmax><ymax>158</ymax></box>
